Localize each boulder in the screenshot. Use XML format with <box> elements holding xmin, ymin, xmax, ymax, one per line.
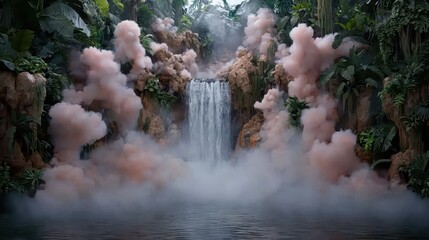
<box><xmin>226</xmin><ymin>50</ymin><xmax>257</xmax><ymax>93</ymax></box>
<box><xmin>388</xmin><ymin>149</ymin><xmax>415</xmax><ymax>184</ymax></box>
<box><xmin>148</xmin><ymin>115</ymin><xmax>165</xmax><ymax>140</ymax></box>
<box><xmin>29</xmin><ymin>152</ymin><xmax>47</xmax><ymax>169</ymax></box>
<box><xmin>235</xmin><ymin>112</ymin><xmax>264</xmax><ymax>150</ymax></box>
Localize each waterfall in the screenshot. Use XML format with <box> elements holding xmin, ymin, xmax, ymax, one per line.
<box><xmin>187</xmin><ymin>79</ymin><xmax>231</xmax><ymax>163</ymax></box>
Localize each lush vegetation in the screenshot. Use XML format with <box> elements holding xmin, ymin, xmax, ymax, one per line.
<box><xmin>0</xmin><ymin>0</ymin><xmax>429</xmax><ymax>200</ymax></box>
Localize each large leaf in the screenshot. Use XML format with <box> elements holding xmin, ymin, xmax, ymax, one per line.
<box><xmin>93</xmin><ymin>0</ymin><xmax>109</xmax><ymax>17</ymax></box>
<box><xmin>336</xmin><ymin>82</ymin><xmax>346</xmax><ymax>98</ymax></box>
<box><xmin>40</xmin><ymin>1</ymin><xmax>90</xmax><ymax>37</ymax></box>
<box><xmin>320</xmin><ymin>66</ymin><xmax>336</xmax><ymax>86</ymax></box>
<box><xmin>11</xmin><ymin>30</ymin><xmax>35</xmax><ymax>52</ymax></box>
<box><xmin>365</xmin><ymin>78</ymin><xmax>378</xmax><ymax>88</ymax></box>
<box><xmin>366</xmin><ymin>65</ymin><xmax>384</xmax><ymax>80</ymax></box>
<box><xmin>0</xmin><ymin>34</ymin><xmax>17</xmax><ymax>60</ymax></box>
<box><xmin>39</xmin><ymin>14</ymin><xmax>76</xmax><ymax>38</ymax></box>
<box><xmin>0</xmin><ymin>60</ymin><xmax>16</xmax><ymax>71</ymax></box>
<box><xmin>382</xmin><ymin>126</ymin><xmax>396</xmax><ymax>152</ymax></box>
<box><xmin>370</xmin><ymin>159</ymin><xmax>391</xmax><ymax>170</ymax></box>
<box><xmin>341</xmin><ymin>65</ymin><xmax>355</xmax><ymax>81</ymax></box>
<box><xmin>112</xmin><ymin>0</ymin><xmax>124</xmax><ymax>11</ymax></box>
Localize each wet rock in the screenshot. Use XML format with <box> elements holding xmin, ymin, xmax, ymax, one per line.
<box><xmin>8</xmin><ymin>142</ymin><xmax>29</xmax><ymax>172</ymax></box>
<box><xmin>29</xmin><ymin>152</ymin><xmax>46</xmax><ymax>169</ymax></box>
<box><xmin>356</xmin><ymin>87</ymin><xmax>373</xmax><ymax>133</ymax></box>
<box><xmin>389</xmin><ymin>149</ymin><xmax>415</xmax><ymax>184</ymax></box>
<box><xmin>0</xmin><ymin>71</ymin><xmax>47</xmax><ymax>171</ymax></box>
<box><xmin>235</xmin><ymin>112</ymin><xmax>264</xmax><ymax>150</ymax></box>
<box><xmin>226</xmin><ymin>50</ymin><xmax>257</xmax><ymax>93</ymax></box>
<box><xmin>355</xmin><ymin>145</ymin><xmax>373</xmax><ymax>163</ymax></box>
<box><xmin>134</xmin><ymin>69</ymin><xmax>154</xmax><ymax>92</ymax></box>
<box><xmin>0</xmin><ymin>71</ymin><xmax>17</xmax><ymax>108</ymax></box>
<box><xmin>148</xmin><ymin>115</ymin><xmax>165</xmax><ymax>140</ymax></box>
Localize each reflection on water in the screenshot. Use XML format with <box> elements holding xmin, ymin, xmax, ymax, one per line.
<box><xmin>0</xmin><ymin>203</ymin><xmax>428</xmax><ymax>239</ymax></box>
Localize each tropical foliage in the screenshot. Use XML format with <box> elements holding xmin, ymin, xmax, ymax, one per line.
<box><xmin>358</xmin><ymin>124</ymin><xmax>396</xmax><ymax>155</ymax></box>
<box><xmin>284</xmin><ymin>96</ymin><xmax>308</xmax><ymax>128</ymax></box>
<box><xmin>144</xmin><ymin>78</ymin><xmax>177</xmax><ymax>106</ymax></box>
<box><xmin>0</xmin><ymin>0</ymin><xmax>429</xmax><ymax>200</ymax></box>
<box><xmin>320</xmin><ymin>48</ymin><xmax>384</xmax><ymax>114</ymax></box>
<box><xmin>400</xmin><ymin>151</ymin><xmax>429</xmax><ymax>198</ymax></box>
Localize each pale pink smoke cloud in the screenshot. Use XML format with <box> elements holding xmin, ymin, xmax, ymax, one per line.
<box><xmin>152</xmin><ymin>17</ymin><xmax>178</xmax><ymax>33</ymax></box>
<box><xmin>180</xmin><ymin>69</ymin><xmax>192</xmax><ymax>80</ymax></box>
<box><xmin>114</xmin><ymin>20</ymin><xmax>153</xmax><ymax>73</ymax></box>
<box><xmin>255</xmin><ymin>23</ymin><xmax>374</xmax><ymax>187</ymax></box>
<box><xmin>150</xmin><ymin>42</ymin><xmax>169</xmax><ymax>54</ymax></box>
<box><xmin>64</xmin><ymin>47</ymin><xmax>143</xmax><ymax>131</ymax></box>
<box><xmin>280</xmin><ymin>24</ymin><xmax>364</xmax><ymax>101</ymax></box>
<box><xmin>242</xmin><ymin>8</ymin><xmax>276</xmax><ymax>55</ymax></box>
<box><xmin>300</xmin><ymin>94</ymin><xmax>337</xmax><ymax>148</ymax></box>
<box><xmin>308</xmin><ymin>130</ymin><xmax>360</xmax><ymax>182</ymax></box>
<box><xmin>275</xmin><ymin>43</ymin><xmax>289</xmax><ymax>61</ymax></box>
<box><xmin>41</xmin><ymin>165</ymin><xmax>96</xmax><ymax>200</ymax></box>
<box><xmin>254</xmin><ymin>89</ymin><xmax>291</xmax><ymax>168</ymax></box>
<box><xmin>182</xmin><ymin>49</ymin><xmax>199</xmax><ymax>76</ymax></box>
<box><xmin>48</xmin><ymin>102</ymin><xmax>107</xmax><ymax>163</ymax></box>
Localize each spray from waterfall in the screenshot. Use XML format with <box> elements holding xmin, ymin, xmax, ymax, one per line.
<box><xmin>13</xmin><ymin>16</ymin><xmax>428</xmax><ymax>221</ymax></box>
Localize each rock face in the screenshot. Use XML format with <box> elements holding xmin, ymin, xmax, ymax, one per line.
<box><xmin>354</xmin><ymin>145</ymin><xmax>372</xmax><ymax>164</ymax></box>
<box><xmin>152</xmin><ymin>49</ymin><xmax>190</xmax><ymax>94</ymax></box>
<box><xmin>273</xmin><ymin>64</ymin><xmax>293</xmax><ymax>91</ymax></box>
<box><xmin>225</xmin><ymin>50</ymin><xmax>257</xmax><ymax>94</ymax></box>
<box><xmin>154</xmin><ymin>30</ymin><xmax>201</xmax><ymax>58</ymax></box>
<box><xmin>355</xmin><ymin>87</ymin><xmax>374</xmax><ymax>133</ymax></box>
<box><xmin>382</xmin><ymin>77</ymin><xmax>428</xmax><ymax>154</ymax></box>
<box><xmin>389</xmin><ymin>149</ymin><xmax>415</xmax><ymax>183</ymax></box>
<box><xmin>134</xmin><ymin>69</ymin><xmax>154</xmax><ymax>92</ymax></box>
<box><xmin>235</xmin><ymin>112</ymin><xmax>264</xmax><ymax>150</ymax></box>
<box><xmin>147</xmin><ymin>115</ymin><xmax>166</xmax><ymax>140</ymax></box>
<box><xmin>381</xmin><ymin>77</ymin><xmax>429</xmax><ymax>183</ymax></box>
<box><xmin>0</xmin><ymin>71</ymin><xmax>47</xmax><ymax>171</ymax></box>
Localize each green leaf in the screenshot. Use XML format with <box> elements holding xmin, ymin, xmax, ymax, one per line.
<box><xmin>341</xmin><ymin>65</ymin><xmax>355</xmax><ymax>81</ymax></box>
<box><xmin>320</xmin><ymin>66</ymin><xmax>336</xmax><ymax>86</ymax></box>
<box><xmin>93</xmin><ymin>0</ymin><xmax>109</xmax><ymax>17</ymax></box>
<box><xmin>0</xmin><ymin>60</ymin><xmax>15</xmax><ymax>70</ymax></box>
<box><xmin>11</xmin><ymin>30</ymin><xmax>35</xmax><ymax>52</ymax></box>
<box><xmin>366</xmin><ymin>78</ymin><xmax>378</xmax><ymax>88</ymax></box>
<box><xmin>367</xmin><ymin>65</ymin><xmax>384</xmax><ymax>80</ymax></box>
<box><xmin>370</xmin><ymin>159</ymin><xmax>391</xmax><ymax>170</ymax></box>
<box><xmin>112</xmin><ymin>0</ymin><xmax>124</xmax><ymax>11</ymax></box>
<box><xmin>6</xmin><ymin>126</ymin><xmax>16</xmax><ymax>155</ymax></box>
<box><xmin>336</xmin><ymin>82</ymin><xmax>346</xmax><ymax>98</ymax></box>
<box><xmin>40</xmin><ymin>1</ymin><xmax>90</xmax><ymax>37</ymax></box>
<box><xmin>383</xmin><ymin>126</ymin><xmax>396</xmax><ymax>152</ymax></box>
<box><xmin>39</xmin><ymin>14</ymin><xmax>76</xmax><ymax>38</ymax></box>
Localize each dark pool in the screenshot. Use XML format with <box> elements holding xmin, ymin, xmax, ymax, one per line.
<box><xmin>0</xmin><ymin>202</ymin><xmax>428</xmax><ymax>239</ymax></box>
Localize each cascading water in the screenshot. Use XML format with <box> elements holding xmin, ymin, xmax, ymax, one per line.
<box><xmin>187</xmin><ymin>79</ymin><xmax>231</xmax><ymax>163</ymax></box>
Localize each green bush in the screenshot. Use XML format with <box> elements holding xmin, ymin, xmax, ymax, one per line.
<box><xmin>144</xmin><ymin>78</ymin><xmax>177</xmax><ymax>106</ymax></box>
<box><xmin>358</xmin><ymin>124</ymin><xmax>396</xmax><ymax>154</ymax></box>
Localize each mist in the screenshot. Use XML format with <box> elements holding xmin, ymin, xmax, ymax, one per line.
<box><xmin>10</xmin><ymin>8</ymin><xmax>429</xmax><ymax>225</ymax></box>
